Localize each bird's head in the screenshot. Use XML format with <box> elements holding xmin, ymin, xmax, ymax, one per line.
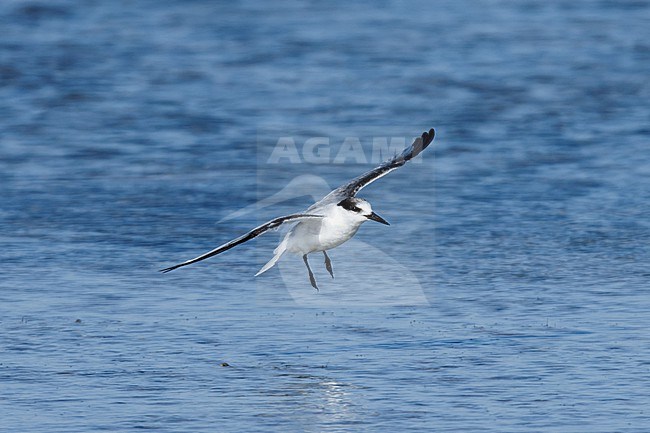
<box><xmin>337</xmin><ymin>197</ymin><xmax>390</xmax><ymax>225</ymax></box>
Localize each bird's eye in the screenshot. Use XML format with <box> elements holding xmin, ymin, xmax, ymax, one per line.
<box><xmin>352</xmin><ymin>206</ymin><xmax>362</xmax><ymax>213</ymax></box>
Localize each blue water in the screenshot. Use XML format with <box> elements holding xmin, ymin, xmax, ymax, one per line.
<box><xmin>2</xmin><ymin>0</ymin><xmax>650</xmax><ymax>431</ymax></box>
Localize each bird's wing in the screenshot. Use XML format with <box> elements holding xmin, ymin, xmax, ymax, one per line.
<box><xmin>313</xmin><ymin>128</ymin><xmax>435</xmax><ymax>208</ymax></box>
<box><xmin>160</xmin><ymin>213</ymin><xmax>323</xmax><ymax>273</ymax></box>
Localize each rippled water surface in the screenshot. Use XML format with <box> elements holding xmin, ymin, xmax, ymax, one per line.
<box><xmin>1</xmin><ymin>0</ymin><xmax>649</xmax><ymax>431</ymax></box>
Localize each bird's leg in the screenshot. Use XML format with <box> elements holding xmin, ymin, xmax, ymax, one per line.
<box><xmin>303</xmin><ymin>254</ymin><xmax>319</xmax><ymax>291</ymax></box>
<box><xmin>323</xmin><ymin>251</ymin><xmax>334</xmax><ymax>279</ymax></box>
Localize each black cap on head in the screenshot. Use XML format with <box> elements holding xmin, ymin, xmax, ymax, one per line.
<box><xmin>337</xmin><ymin>197</ymin><xmax>362</xmax><ymax>213</ymax></box>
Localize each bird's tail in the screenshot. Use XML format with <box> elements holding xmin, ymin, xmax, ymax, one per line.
<box><xmin>255</xmin><ymin>237</ymin><xmax>288</xmax><ymax>276</ymax></box>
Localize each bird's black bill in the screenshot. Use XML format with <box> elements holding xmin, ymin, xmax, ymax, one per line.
<box><xmin>368</xmin><ymin>212</ymin><xmax>390</xmax><ymax>225</ymax></box>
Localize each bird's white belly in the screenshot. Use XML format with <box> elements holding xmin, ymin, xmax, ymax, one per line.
<box><xmin>317</xmin><ymin>219</ymin><xmax>360</xmax><ymax>250</ymax></box>
<box><xmin>285</xmin><ymin>217</ymin><xmax>361</xmax><ymax>254</ymax></box>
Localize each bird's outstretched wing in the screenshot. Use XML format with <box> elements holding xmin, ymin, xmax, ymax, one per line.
<box><xmin>160</xmin><ymin>214</ymin><xmax>323</xmax><ymax>273</ymax></box>
<box><xmin>314</xmin><ymin>128</ymin><xmax>435</xmax><ymax>207</ymax></box>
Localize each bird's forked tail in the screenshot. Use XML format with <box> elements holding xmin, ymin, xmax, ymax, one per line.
<box><xmin>255</xmin><ymin>237</ymin><xmax>288</xmax><ymax>276</ymax></box>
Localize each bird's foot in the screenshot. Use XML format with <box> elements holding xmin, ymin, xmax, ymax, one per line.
<box><xmin>323</xmin><ymin>251</ymin><xmax>334</xmax><ymax>279</ymax></box>
<box><xmin>309</xmin><ymin>273</ymin><xmax>319</xmax><ymax>291</ymax></box>
<box><xmin>303</xmin><ymin>254</ymin><xmax>319</xmax><ymax>291</ymax></box>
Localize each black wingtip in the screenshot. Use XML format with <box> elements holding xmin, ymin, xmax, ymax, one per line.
<box><xmin>159</xmin><ymin>265</ymin><xmax>180</xmax><ymax>273</ymax></box>
<box><xmin>421</xmin><ymin>128</ymin><xmax>435</xmax><ymax>150</ymax></box>
<box><xmin>403</xmin><ymin>128</ymin><xmax>435</xmax><ymax>162</ymax></box>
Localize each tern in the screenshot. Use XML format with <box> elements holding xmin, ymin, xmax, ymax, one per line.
<box><xmin>161</xmin><ymin>128</ymin><xmax>435</xmax><ymax>290</ymax></box>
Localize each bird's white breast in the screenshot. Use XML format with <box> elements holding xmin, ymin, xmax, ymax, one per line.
<box><xmin>284</xmin><ymin>204</ymin><xmax>364</xmax><ymax>254</ymax></box>
<box><xmin>317</xmin><ymin>211</ymin><xmax>363</xmax><ymax>250</ymax></box>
